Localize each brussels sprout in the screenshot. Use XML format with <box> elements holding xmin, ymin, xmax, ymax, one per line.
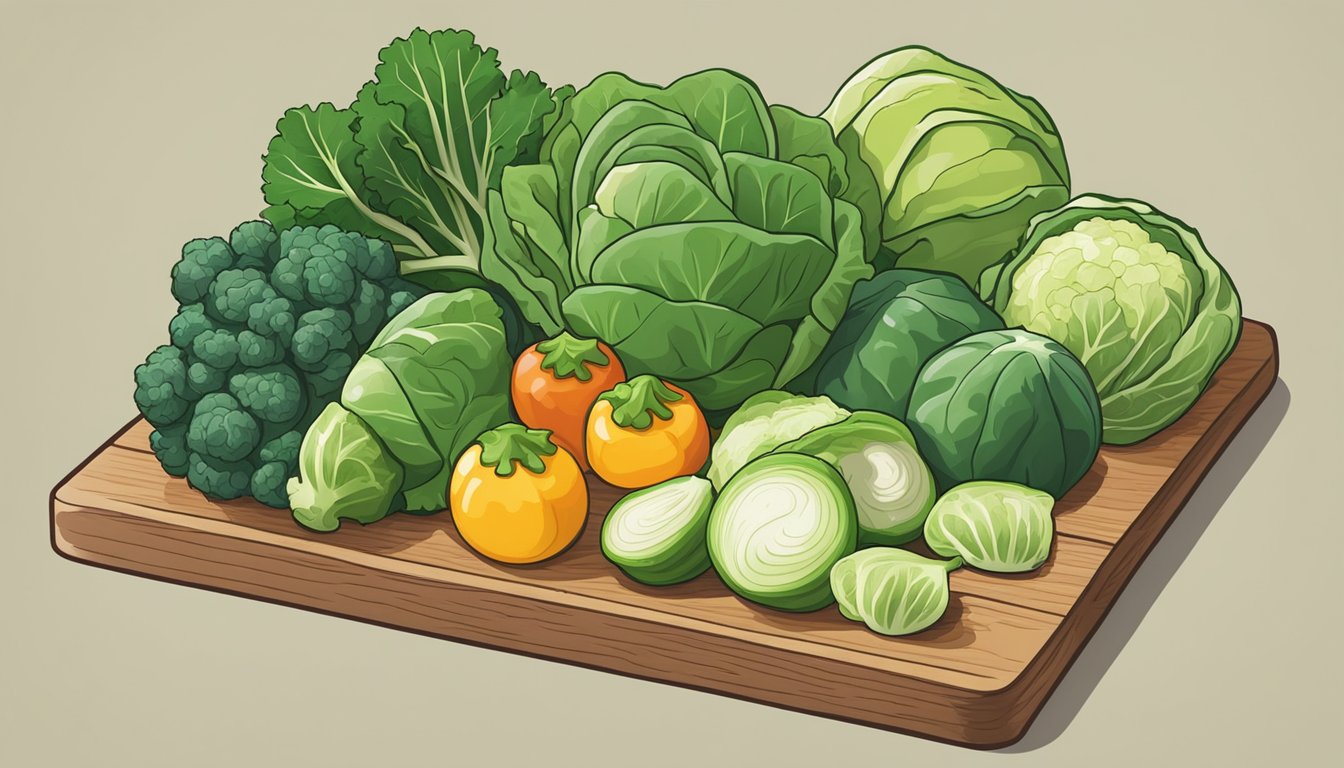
<box><xmin>830</xmin><ymin>548</ymin><xmax>961</xmax><ymax>636</ymax></box>
<box><xmin>602</xmin><ymin>476</ymin><xmax>715</xmax><ymax>586</ymax></box>
<box><xmin>707</xmin><ymin>391</ymin><xmax>849</xmax><ymax>490</ymax></box>
<box><xmin>822</xmin><ymin>47</ymin><xmax>1070</xmax><ymax>285</ymax></box>
<box><xmin>796</xmin><ymin>269</ymin><xmax>1004</xmax><ymax>416</ymax></box>
<box><xmin>983</xmin><ymin>195</ymin><xmax>1242</xmax><ymax>445</ymax></box>
<box><xmin>906</xmin><ymin>329</ymin><xmax>1102</xmax><ymax>498</ymax></box>
<box><xmin>924</xmin><ymin>482</ymin><xmax>1055</xmax><ymax>573</ymax></box>
<box><xmin>775</xmin><ymin>412</ymin><xmax>936</xmax><ymax>546</ymax></box>
<box><xmin>708</xmin><ymin>453</ymin><xmax>858</xmax><ymax>612</ymax></box>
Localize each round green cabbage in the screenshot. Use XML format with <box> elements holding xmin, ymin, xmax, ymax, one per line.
<box><xmin>905</xmin><ymin>329</ymin><xmax>1101</xmax><ymax>498</ymax></box>
<box><xmin>982</xmin><ymin>195</ymin><xmax>1242</xmax><ymax>445</ymax></box>
<box><xmin>822</xmin><ymin>46</ymin><xmax>1070</xmax><ymax>285</ymax></box>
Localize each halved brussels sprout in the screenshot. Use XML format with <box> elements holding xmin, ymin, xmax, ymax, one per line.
<box><xmin>830</xmin><ymin>547</ymin><xmax>961</xmax><ymax>636</ymax></box>
<box><xmin>707</xmin><ymin>452</ymin><xmax>858</xmax><ymax>612</ymax></box>
<box><xmin>924</xmin><ymin>481</ymin><xmax>1055</xmax><ymax>573</ymax></box>
<box><xmin>601</xmin><ymin>476</ymin><xmax>714</xmax><ymax>585</ymax></box>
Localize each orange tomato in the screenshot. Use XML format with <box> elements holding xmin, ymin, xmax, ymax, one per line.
<box><xmin>450</xmin><ymin>424</ymin><xmax>588</xmax><ymax>564</ymax></box>
<box><xmin>586</xmin><ymin>376</ymin><xmax>710</xmax><ymax>489</ymax></box>
<box><xmin>512</xmin><ymin>332</ymin><xmax>625</xmax><ymax>472</ymax></box>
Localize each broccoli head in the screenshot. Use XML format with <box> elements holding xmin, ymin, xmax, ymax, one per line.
<box><xmin>133</xmin><ymin>219</ymin><xmax>427</xmax><ymax>507</ymax></box>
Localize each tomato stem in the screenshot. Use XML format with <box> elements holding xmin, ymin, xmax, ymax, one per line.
<box><xmin>535</xmin><ymin>331</ymin><xmax>610</xmax><ymax>381</ymax></box>
<box><xmin>599</xmin><ymin>375</ymin><xmax>683</xmax><ymax>430</ymax></box>
<box><xmin>477</xmin><ymin>423</ymin><xmax>558</xmax><ymax>477</ymax></box>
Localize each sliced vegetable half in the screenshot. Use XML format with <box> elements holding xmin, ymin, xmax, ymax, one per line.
<box><xmin>707</xmin><ymin>453</ymin><xmax>858</xmax><ymax>611</ymax></box>
<box><xmin>924</xmin><ymin>481</ymin><xmax>1055</xmax><ymax>573</ymax></box>
<box><xmin>777</xmin><ymin>411</ymin><xmax>936</xmax><ymax>546</ymax></box>
<box><xmin>601</xmin><ymin>476</ymin><xmax>715</xmax><ymax>585</ymax></box>
<box><xmin>830</xmin><ymin>548</ymin><xmax>961</xmax><ymax>636</ymax></box>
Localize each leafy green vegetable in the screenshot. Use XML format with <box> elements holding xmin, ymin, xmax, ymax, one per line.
<box><xmin>822</xmin><ymin>46</ymin><xmax>1070</xmax><ymax>285</ymax></box>
<box><xmin>263</xmin><ymin>28</ymin><xmax>565</xmax><ymax>286</ymax></box>
<box><xmin>287</xmin><ymin>289</ymin><xmax>514</xmax><ymax>530</ymax></box>
<box><xmin>483</xmin><ymin>69</ymin><xmax>876</xmax><ymax>418</ymax></box>
<box><xmin>602</xmin><ymin>476</ymin><xmax>715</xmax><ymax>585</ymax></box>
<box><xmin>982</xmin><ymin>195</ymin><xmax>1242</xmax><ymax>444</ymax></box>
<box><xmin>775</xmin><ymin>412</ymin><xmax>935</xmax><ymax>546</ymax></box>
<box><xmin>924</xmin><ymin>481</ymin><xmax>1055</xmax><ymax>573</ymax></box>
<box><xmin>707</xmin><ymin>391</ymin><xmax>849</xmax><ymax>490</ymax></box>
<box><xmin>707</xmin><ymin>453</ymin><xmax>858</xmax><ymax>611</ymax></box>
<box><xmin>288</xmin><ymin>403</ymin><xmax>405</xmax><ymax>532</ymax></box>
<box><xmin>829</xmin><ymin>548</ymin><xmax>961</xmax><ymax>636</ymax></box>
<box><xmin>795</xmin><ymin>269</ymin><xmax>1004</xmax><ymax>416</ymax></box>
<box><xmin>906</xmin><ymin>329</ymin><xmax>1102</xmax><ymax>498</ymax></box>
<box><xmin>132</xmin><ymin>221</ymin><xmax>426</xmax><ymax>506</ymax></box>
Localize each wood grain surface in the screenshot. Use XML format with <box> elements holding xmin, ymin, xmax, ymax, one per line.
<box><xmin>50</xmin><ymin>320</ymin><xmax>1279</xmax><ymax>748</ymax></box>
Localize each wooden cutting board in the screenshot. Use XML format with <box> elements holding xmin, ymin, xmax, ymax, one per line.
<box><xmin>50</xmin><ymin>320</ymin><xmax>1278</xmax><ymax>748</ymax></box>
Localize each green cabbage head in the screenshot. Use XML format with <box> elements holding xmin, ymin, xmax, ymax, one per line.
<box><xmin>483</xmin><ymin>69</ymin><xmax>875</xmax><ymax>418</ymax></box>
<box><xmin>822</xmin><ymin>46</ymin><xmax>1070</xmax><ymax>286</ymax></box>
<box><xmin>983</xmin><ymin>195</ymin><xmax>1242</xmax><ymax>445</ymax></box>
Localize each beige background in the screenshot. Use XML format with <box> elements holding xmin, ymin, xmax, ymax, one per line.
<box><xmin>2</xmin><ymin>0</ymin><xmax>1340</xmax><ymax>764</ymax></box>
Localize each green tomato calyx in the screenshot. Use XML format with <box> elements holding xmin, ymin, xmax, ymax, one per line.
<box><xmin>477</xmin><ymin>423</ymin><xmax>558</xmax><ymax>477</ymax></box>
<box><xmin>536</xmin><ymin>331</ymin><xmax>610</xmax><ymax>381</ymax></box>
<box><xmin>600</xmin><ymin>375</ymin><xmax>683</xmax><ymax>430</ymax></box>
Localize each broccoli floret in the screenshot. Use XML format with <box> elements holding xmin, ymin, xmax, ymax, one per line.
<box><xmin>186</xmin><ymin>360</ymin><xmax>228</xmax><ymax>397</ymax></box>
<box><xmin>291</xmin><ymin>308</ymin><xmax>353</xmax><ymax>372</ymax></box>
<box><xmin>250</xmin><ymin>429</ymin><xmax>304</xmax><ymax>508</ymax></box>
<box><xmin>230</xmin><ymin>220</ymin><xmax>280</xmax><ymax>270</ymax></box>
<box><xmin>249</xmin><ymin>462</ymin><xmax>293</xmax><ymax>507</ymax></box>
<box><xmin>186</xmin><ymin>393</ymin><xmax>261</xmax><ymax>463</ymax></box>
<box><xmin>149</xmin><ymin>426</ymin><xmax>191</xmax><ymax>477</ymax></box>
<box><xmin>171</xmin><ymin>237</ymin><xmax>235</xmax><ymax>304</ymax></box>
<box><xmin>259</xmin><ymin>430</ymin><xmax>303</xmax><ymax>466</ymax></box>
<box><xmin>237</xmin><ymin>330</ymin><xmax>285</xmax><ymax>367</ymax></box>
<box><xmin>209</xmin><ymin>268</ymin><xmax>278</xmax><ymax>324</ymax></box>
<box><xmin>190</xmin><ymin>328</ymin><xmax>240</xmax><ymax>370</ymax></box>
<box><xmin>386</xmin><ymin>285</ymin><xmax>423</xmax><ymax>320</ymax></box>
<box><xmin>350</xmin><ymin>281</ymin><xmax>387</xmax><ymax>345</ymax></box>
<box><xmin>134</xmin><ymin>345</ymin><xmax>191</xmax><ymax>428</ymax></box>
<box><xmin>168</xmin><ymin>304</ymin><xmax>214</xmax><ymax>349</ymax></box>
<box><xmin>306</xmin><ymin>351</ymin><xmax>356</xmax><ymax>398</ymax></box>
<box><xmin>186</xmin><ymin>452</ymin><xmax>253</xmax><ymax>500</ymax></box>
<box><xmin>247</xmin><ymin>296</ymin><xmax>297</xmax><ymax>342</ymax></box>
<box><xmin>229</xmin><ymin>365</ymin><xmax>304</xmax><ymax>424</ymax></box>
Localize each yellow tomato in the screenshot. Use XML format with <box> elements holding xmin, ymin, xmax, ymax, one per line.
<box><xmin>450</xmin><ymin>424</ymin><xmax>589</xmax><ymax>564</ymax></box>
<box><xmin>586</xmin><ymin>376</ymin><xmax>710</xmax><ymax>489</ymax></box>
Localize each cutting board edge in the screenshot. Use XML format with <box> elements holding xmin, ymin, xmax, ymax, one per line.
<box><xmin>49</xmin><ymin>497</ymin><xmax>1036</xmax><ymax>748</ymax></box>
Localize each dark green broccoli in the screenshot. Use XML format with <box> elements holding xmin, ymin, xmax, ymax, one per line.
<box><xmin>187</xmin><ymin>393</ymin><xmax>262</xmax><ymax>463</ymax></box>
<box><xmin>229</xmin><ymin>366</ymin><xmax>304</xmax><ymax>424</ymax></box>
<box><xmin>236</xmin><ymin>330</ymin><xmax>285</xmax><ymax>367</ymax></box>
<box><xmin>171</xmin><ymin>238</ymin><xmax>234</xmax><ymax>304</ymax></box>
<box><xmin>133</xmin><ymin>220</ymin><xmax>426</xmax><ymax>508</ymax></box>
<box><xmin>250</xmin><ymin>430</ymin><xmax>305</xmax><ymax>507</ymax></box>
<box><xmin>187</xmin><ymin>453</ymin><xmax>253</xmax><ymax>501</ymax></box>
<box><xmin>230</xmin><ymin>220</ymin><xmax>280</xmax><ymax>270</ymax></box>
<box><xmin>149</xmin><ymin>425</ymin><xmax>191</xmax><ymax>477</ymax></box>
<box><xmin>209</xmin><ymin>268</ymin><xmax>278</xmax><ymax>324</ymax></box>
<box><xmin>134</xmin><ymin>345</ymin><xmax>191</xmax><ymax>428</ymax></box>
